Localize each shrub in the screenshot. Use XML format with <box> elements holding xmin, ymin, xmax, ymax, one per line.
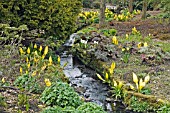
<box><xmin>0</xmin><ymin>24</ymin><xmax>28</xmax><ymax>45</ymax></box>
<box><xmin>161</xmin><ymin>0</ymin><xmax>170</xmax><ymax>14</ymax></box>
<box><xmin>41</xmin><ymin>82</ymin><xmax>83</xmax><ymax>108</ymax></box>
<box><xmin>0</xmin><ymin>0</ymin><xmax>82</xmax><ymax>40</ymax></box>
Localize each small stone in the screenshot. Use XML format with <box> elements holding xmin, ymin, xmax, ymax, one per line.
<box><xmin>0</xmin><ymin>71</ymin><xmax>3</xmax><ymax>76</ymax></box>
<box><xmin>92</xmin><ymin>37</ymin><xmax>101</xmax><ymax>42</ymax></box>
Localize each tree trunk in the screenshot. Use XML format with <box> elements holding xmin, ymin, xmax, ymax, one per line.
<box><xmin>99</xmin><ymin>0</ymin><xmax>106</xmax><ymax>28</ymax></box>
<box><xmin>141</xmin><ymin>0</ymin><xmax>147</xmax><ymax>19</ymax></box>
<box><xmin>129</xmin><ymin>0</ymin><xmax>133</xmax><ymax>13</ymax></box>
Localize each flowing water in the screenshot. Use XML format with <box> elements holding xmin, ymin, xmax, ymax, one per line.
<box><xmin>60</xmin><ymin>51</ymin><xmax>113</xmax><ymax>112</ymax></box>
<box><xmin>59</xmin><ymin>34</ymin><xmax>134</xmax><ymax>113</ymax></box>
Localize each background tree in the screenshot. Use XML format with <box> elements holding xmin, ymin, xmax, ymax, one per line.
<box><xmin>129</xmin><ymin>0</ymin><xmax>133</xmax><ymax>13</ymax></box>
<box><xmin>99</xmin><ymin>0</ymin><xmax>106</xmax><ymax>28</ymax></box>
<box><xmin>141</xmin><ymin>0</ymin><xmax>148</xmax><ymax>19</ymax></box>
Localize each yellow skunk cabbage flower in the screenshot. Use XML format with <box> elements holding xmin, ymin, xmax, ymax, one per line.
<box><xmin>44</xmin><ymin>46</ymin><xmax>48</xmax><ymax>55</ymax></box>
<box><xmin>58</xmin><ymin>55</ymin><xmax>60</xmax><ymax>64</ymax></box>
<box><xmin>34</xmin><ymin>43</ymin><xmax>37</xmax><ymax>49</ymax></box>
<box><xmin>41</xmin><ymin>65</ymin><xmax>47</xmax><ymax>71</ymax></box>
<box><xmin>34</xmin><ymin>51</ymin><xmax>38</xmax><ymax>56</ymax></box>
<box><xmin>139</xmin><ymin>78</ymin><xmax>145</xmax><ymax>92</ymax></box>
<box><xmin>111</xmin><ymin>62</ymin><xmax>115</xmax><ymax>70</ymax></box>
<box><xmin>20</xmin><ymin>67</ymin><xmax>23</xmax><ymax>75</ymax></box>
<box><xmin>26</xmin><ymin>70</ymin><xmax>28</xmax><ymax>74</ymax></box>
<box><xmin>27</xmin><ymin>62</ymin><xmax>30</xmax><ymax>69</ymax></box>
<box><xmin>118</xmin><ymin>81</ymin><xmax>123</xmax><ymax>89</ymax></box>
<box><xmin>48</xmin><ymin>56</ymin><xmax>53</xmax><ymax>65</ymax></box>
<box><xmin>26</xmin><ymin>57</ymin><xmax>29</xmax><ymax>63</ymax></box>
<box><xmin>112</xmin><ymin>36</ymin><xmax>118</xmax><ymax>45</ymax></box>
<box><xmin>96</xmin><ymin>73</ymin><xmax>105</xmax><ymax>82</ymax></box>
<box><xmin>122</xmin><ymin>48</ymin><xmax>125</xmax><ymax>52</ymax></box>
<box><xmin>129</xmin><ymin>84</ymin><xmax>135</xmax><ymax>90</ymax></box>
<box><xmin>137</xmin><ymin>42</ymin><xmax>142</xmax><ymax>48</ymax></box>
<box><xmin>109</xmin><ymin>62</ymin><xmax>115</xmax><ymax>75</ymax></box>
<box><xmin>132</xmin><ymin>27</ymin><xmax>137</xmax><ymax>33</ymax></box>
<box><xmin>27</xmin><ymin>47</ymin><xmax>30</xmax><ymax>54</ymax></box>
<box><xmin>39</xmin><ymin>45</ymin><xmax>43</xmax><ymax>52</ymax></box>
<box><xmin>31</xmin><ymin>71</ymin><xmax>36</xmax><ymax>76</ymax></box>
<box><xmin>109</xmin><ymin>68</ymin><xmax>113</xmax><ymax>75</ymax></box>
<box><xmin>144</xmin><ymin>75</ymin><xmax>150</xmax><ymax>84</ymax></box>
<box><xmin>19</xmin><ymin>47</ymin><xmax>25</xmax><ymax>55</ymax></box>
<box><xmin>133</xmin><ymin>73</ymin><xmax>138</xmax><ymax>84</ymax></box>
<box><xmin>42</xmin><ymin>54</ymin><xmax>45</xmax><ymax>59</ymax></box>
<box><xmin>34</xmin><ymin>57</ymin><xmax>38</xmax><ymax>63</ymax></box>
<box><xmin>144</xmin><ymin>42</ymin><xmax>148</xmax><ymax>47</ymax></box>
<box><xmin>44</xmin><ymin>78</ymin><xmax>51</xmax><ymax>87</ymax></box>
<box><xmin>1</xmin><ymin>77</ymin><xmax>5</xmax><ymax>83</ymax></box>
<box><xmin>113</xmin><ymin>80</ymin><xmax>117</xmax><ymax>87</ymax></box>
<box><xmin>105</xmin><ymin>72</ymin><xmax>109</xmax><ymax>81</ymax></box>
<box><xmin>126</xmin><ymin>34</ymin><xmax>128</xmax><ymax>39</ymax></box>
<box><xmin>133</xmin><ymin>72</ymin><xmax>138</xmax><ymax>89</ymax></box>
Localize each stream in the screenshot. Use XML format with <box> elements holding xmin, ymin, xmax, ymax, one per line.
<box><xmin>60</xmin><ymin>51</ymin><xmax>113</xmax><ymax>112</ymax></box>
<box><xmin>59</xmin><ymin>34</ymin><xmax>134</xmax><ymax>113</ymax></box>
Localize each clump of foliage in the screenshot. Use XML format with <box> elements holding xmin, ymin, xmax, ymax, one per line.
<box><xmin>0</xmin><ymin>0</ymin><xmax>82</xmax><ymax>40</ymax></box>
<box><xmin>130</xmin><ymin>96</ymin><xmax>151</xmax><ymax>112</ymax></box>
<box><xmin>14</xmin><ymin>74</ymin><xmax>40</xmax><ymax>93</ymax></box>
<box><xmin>17</xmin><ymin>93</ymin><xmax>30</xmax><ymax>111</ymax></box>
<box><xmin>157</xmin><ymin>104</ymin><xmax>170</xmax><ymax>113</ymax></box>
<box><xmin>0</xmin><ymin>93</ymin><xmax>7</xmax><ymax>107</ymax></box>
<box><xmin>77</xmin><ymin>102</ymin><xmax>107</xmax><ymax>113</ymax></box>
<box><xmin>41</xmin><ymin>106</ymin><xmax>76</xmax><ymax>113</ymax></box>
<box><xmin>78</xmin><ymin>11</ymin><xmax>99</xmax><ymax>25</ymax></box>
<box><xmin>19</xmin><ymin>44</ymin><xmax>67</xmax><ymax>83</ymax></box>
<box><xmin>41</xmin><ymin>82</ymin><xmax>83</xmax><ymax>108</ymax></box>
<box><xmin>100</xmin><ymin>29</ymin><xmax>117</xmax><ymax>37</ymax></box>
<box><xmin>111</xmin><ymin>80</ymin><xmax>124</xmax><ymax>100</ymax></box>
<box><xmin>131</xmin><ymin>27</ymin><xmax>140</xmax><ymax>35</ymax></box>
<box><xmin>41</xmin><ymin>102</ymin><xmax>107</xmax><ymax>113</ymax></box>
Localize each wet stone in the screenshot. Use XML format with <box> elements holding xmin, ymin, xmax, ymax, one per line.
<box><xmin>63</xmin><ymin>67</ymin><xmax>82</xmax><ymax>78</ymax></box>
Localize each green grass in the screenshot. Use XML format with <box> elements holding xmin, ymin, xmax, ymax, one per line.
<box><xmin>119</xmin><ymin>34</ymin><xmax>152</xmax><ymax>44</ymax></box>
<box><xmin>153</xmin><ymin>41</ymin><xmax>170</xmax><ymax>52</ymax></box>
